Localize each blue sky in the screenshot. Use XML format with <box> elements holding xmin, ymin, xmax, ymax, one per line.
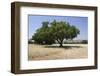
<box><xmin>28</xmin><ymin>15</ymin><xmax>88</xmax><ymax>40</ymax></box>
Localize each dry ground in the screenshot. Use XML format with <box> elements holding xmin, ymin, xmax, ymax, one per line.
<box><xmin>28</xmin><ymin>44</ymin><xmax>88</xmax><ymax>60</ymax></box>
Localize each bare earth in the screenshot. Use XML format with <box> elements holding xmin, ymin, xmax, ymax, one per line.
<box><xmin>28</xmin><ymin>44</ymin><xmax>88</xmax><ymax>60</ymax></box>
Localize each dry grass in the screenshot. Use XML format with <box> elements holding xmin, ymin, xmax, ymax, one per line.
<box><xmin>28</xmin><ymin>44</ymin><xmax>88</xmax><ymax>60</ymax></box>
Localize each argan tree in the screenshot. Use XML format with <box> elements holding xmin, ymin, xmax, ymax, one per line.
<box><xmin>32</xmin><ymin>20</ymin><xmax>80</xmax><ymax>47</ymax></box>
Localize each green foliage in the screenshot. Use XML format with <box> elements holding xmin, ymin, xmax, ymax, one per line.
<box><xmin>50</xmin><ymin>20</ymin><xmax>70</xmax><ymax>46</ymax></box>
<box><xmin>32</xmin><ymin>21</ymin><xmax>55</xmax><ymax>44</ymax></box>
<box><xmin>67</xmin><ymin>26</ymin><xmax>80</xmax><ymax>40</ymax></box>
<box><xmin>32</xmin><ymin>20</ymin><xmax>80</xmax><ymax>46</ymax></box>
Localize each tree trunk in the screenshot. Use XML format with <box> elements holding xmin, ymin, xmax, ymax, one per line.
<box><xmin>56</xmin><ymin>39</ymin><xmax>63</xmax><ymax>47</ymax></box>
<box><xmin>59</xmin><ymin>40</ymin><xmax>63</xmax><ymax>47</ymax></box>
<box><xmin>60</xmin><ymin>43</ymin><xmax>63</xmax><ymax>47</ymax></box>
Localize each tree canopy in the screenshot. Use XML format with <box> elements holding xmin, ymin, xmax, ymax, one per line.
<box><xmin>32</xmin><ymin>20</ymin><xmax>80</xmax><ymax>46</ymax></box>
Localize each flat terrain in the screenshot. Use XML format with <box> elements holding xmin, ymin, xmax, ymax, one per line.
<box><xmin>28</xmin><ymin>44</ymin><xmax>88</xmax><ymax>60</ymax></box>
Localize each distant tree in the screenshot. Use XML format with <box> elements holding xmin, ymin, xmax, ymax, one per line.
<box><xmin>32</xmin><ymin>20</ymin><xmax>80</xmax><ymax>47</ymax></box>
<box><xmin>81</xmin><ymin>40</ymin><xmax>88</xmax><ymax>44</ymax></box>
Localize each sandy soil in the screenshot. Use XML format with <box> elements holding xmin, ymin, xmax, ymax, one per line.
<box><xmin>28</xmin><ymin>44</ymin><xmax>88</xmax><ymax>60</ymax></box>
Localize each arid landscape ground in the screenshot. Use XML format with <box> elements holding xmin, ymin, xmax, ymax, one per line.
<box><xmin>28</xmin><ymin>44</ymin><xmax>88</xmax><ymax>60</ymax></box>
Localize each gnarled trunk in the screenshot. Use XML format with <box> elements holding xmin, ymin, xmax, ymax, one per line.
<box><xmin>60</xmin><ymin>43</ymin><xmax>63</xmax><ymax>47</ymax></box>
<box><xmin>56</xmin><ymin>39</ymin><xmax>63</xmax><ymax>47</ymax></box>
